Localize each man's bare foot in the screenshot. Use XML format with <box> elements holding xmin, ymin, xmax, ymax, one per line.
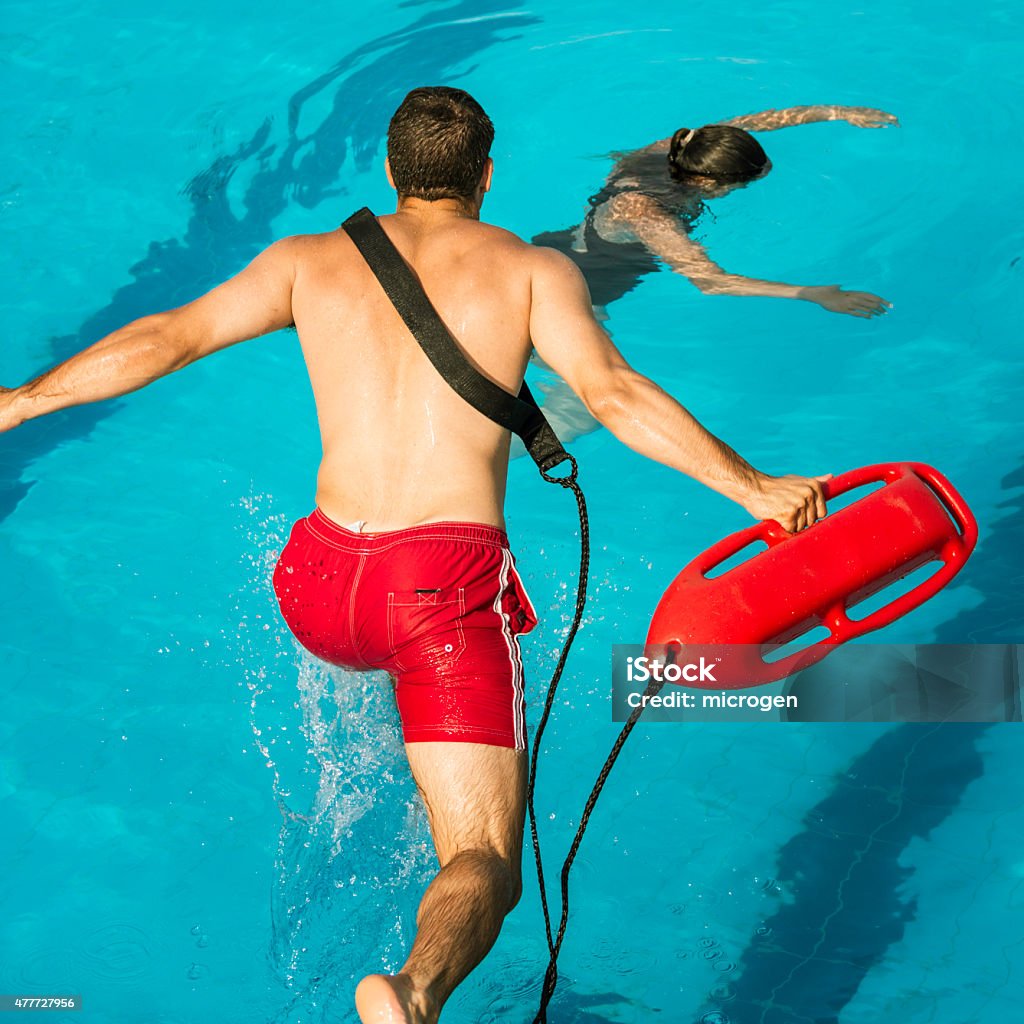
<box><xmin>355</xmin><ymin>973</ymin><xmax>431</xmax><ymax>1024</ymax></box>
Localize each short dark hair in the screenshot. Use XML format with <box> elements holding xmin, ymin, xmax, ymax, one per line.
<box><xmin>668</xmin><ymin>124</ymin><xmax>769</xmax><ymax>183</ymax></box>
<box><xmin>386</xmin><ymin>86</ymin><xmax>494</xmax><ymax>201</ymax></box>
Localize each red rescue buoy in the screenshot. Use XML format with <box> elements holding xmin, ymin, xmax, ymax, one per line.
<box><xmin>645</xmin><ymin>463</ymin><xmax>978</xmax><ymax>688</ymax></box>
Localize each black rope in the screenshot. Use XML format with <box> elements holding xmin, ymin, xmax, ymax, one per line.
<box><xmin>527</xmin><ymin>456</ymin><xmax>588</xmax><ymax>957</ymax></box>
<box><xmin>527</xmin><ymin>455</ymin><xmax>669</xmax><ymax>1022</ymax></box>
<box><xmin>528</xmin><ymin>671</ymin><xmax>663</xmax><ymax>1015</ymax></box>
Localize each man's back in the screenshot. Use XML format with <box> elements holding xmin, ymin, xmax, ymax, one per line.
<box><xmin>291</xmin><ymin>210</ymin><xmax>536</xmax><ymax>531</ymax></box>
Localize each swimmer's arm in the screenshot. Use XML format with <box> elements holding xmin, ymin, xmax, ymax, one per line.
<box><xmin>528</xmin><ymin>248</ymin><xmax>828</xmax><ymax>531</ymax></box>
<box><xmin>721</xmin><ymin>105</ymin><xmax>899</xmax><ymax>131</ymax></box>
<box><xmin>617</xmin><ymin>193</ymin><xmax>801</xmax><ymax>298</ymax></box>
<box><xmin>0</xmin><ymin>238</ymin><xmax>298</xmax><ymax>430</ymax></box>
<box><xmin>626</xmin><ymin>106</ymin><xmax>897</xmax><ymax>154</ymax></box>
<box><xmin>609</xmin><ymin>193</ymin><xmax>890</xmax><ymax>317</ymax></box>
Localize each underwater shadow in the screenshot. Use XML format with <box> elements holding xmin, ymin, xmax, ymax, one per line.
<box><xmin>933</xmin><ymin>458</ymin><xmax>1024</xmax><ymax>642</ymax></box>
<box><xmin>701</xmin><ymin>722</ymin><xmax>989</xmax><ymax>1024</ymax></box>
<box><xmin>538</xmin><ymin>988</ymin><xmax>634</xmax><ymax>1024</ymax></box>
<box><xmin>0</xmin><ymin>0</ymin><xmax>540</xmax><ymax>524</ymax></box>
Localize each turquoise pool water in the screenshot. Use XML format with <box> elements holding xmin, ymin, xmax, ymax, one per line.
<box><xmin>2</xmin><ymin>1</ymin><xmax>1022</xmax><ymax>1021</ymax></box>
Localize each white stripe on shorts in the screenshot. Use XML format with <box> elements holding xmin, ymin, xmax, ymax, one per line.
<box><xmin>495</xmin><ymin>547</ymin><xmax>526</xmax><ymax>750</ymax></box>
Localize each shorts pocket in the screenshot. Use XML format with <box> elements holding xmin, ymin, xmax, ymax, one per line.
<box><xmin>507</xmin><ymin>560</ymin><xmax>539</xmax><ymax>636</ymax></box>
<box><xmin>387</xmin><ymin>586</ymin><xmax>467</xmax><ymax>673</ymax></box>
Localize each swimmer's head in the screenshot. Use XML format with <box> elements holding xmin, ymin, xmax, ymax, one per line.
<box><xmin>668</xmin><ymin>125</ymin><xmax>770</xmax><ymax>186</ymax></box>
<box><xmin>387</xmin><ymin>87</ymin><xmax>494</xmax><ymax>205</ymax></box>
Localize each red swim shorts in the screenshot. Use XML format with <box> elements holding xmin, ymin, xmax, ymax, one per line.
<box><xmin>272</xmin><ymin>508</ymin><xmax>539</xmax><ymax>750</ymax></box>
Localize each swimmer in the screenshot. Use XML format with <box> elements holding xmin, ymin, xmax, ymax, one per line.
<box><xmin>533</xmin><ymin>104</ymin><xmax>898</xmax><ymax>318</ymax></box>
<box><xmin>0</xmin><ymin>87</ymin><xmax>830</xmax><ymax>1023</ymax></box>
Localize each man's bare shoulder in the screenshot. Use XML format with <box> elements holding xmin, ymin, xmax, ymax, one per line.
<box><xmin>283</xmin><ymin>228</ymin><xmax>344</xmax><ymax>254</ymax></box>
<box><xmin>434</xmin><ymin>219</ymin><xmax>555</xmax><ymax>280</ymax></box>
<box><xmin>446</xmin><ymin>225</ymin><xmax>587</xmax><ymax>294</ymax></box>
<box><xmin>525</xmin><ymin>238</ymin><xmax>588</xmax><ymax>283</ymax></box>
<box><xmin>282</xmin><ymin>226</ymin><xmax>368</xmax><ymax>274</ymax></box>
<box><xmin>255</xmin><ymin>230</ymin><xmax>329</xmax><ymax>266</ymax></box>
<box><xmin>473</xmin><ymin>220</ymin><xmax>528</xmax><ymax>243</ymax></box>
<box><xmin>461</xmin><ymin>220</ymin><xmax>536</xmax><ymax>259</ymax></box>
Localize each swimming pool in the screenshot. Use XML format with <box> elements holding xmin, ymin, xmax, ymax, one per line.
<box><xmin>2</xmin><ymin>0</ymin><xmax>1022</xmax><ymax>1021</ymax></box>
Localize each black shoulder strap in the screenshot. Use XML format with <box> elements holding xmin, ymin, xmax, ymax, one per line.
<box><xmin>341</xmin><ymin>206</ymin><xmax>570</xmax><ymax>475</ymax></box>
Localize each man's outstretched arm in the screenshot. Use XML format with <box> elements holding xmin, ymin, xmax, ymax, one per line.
<box><xmin>0</xmin><ymin>237</ymin><xmax>299</xmax><ymax>432</ymax></box>
<box><xmin>528</xmin><ymin>248</ymin><xmax>829</xmax><ymax>533</ymax></box>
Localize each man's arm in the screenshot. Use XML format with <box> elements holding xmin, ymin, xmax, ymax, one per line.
<box><xmin>607</xmin><ymin>193</ymin><xmax>890</xmax><ymax>318</ymax></box>
<box><xmin>721</xmin><ymin>105</ymin><xmax>899</xmax><ymax>132</ymax></box>
<box><xmin>0</xmin><ymin>237</ymin><xmax>299</xmax><ymax>432</ymax></box>
<box><xmin>527</xmin><ymin>248</ymin><xmax>829</xmax><ymax>533</ymax></box>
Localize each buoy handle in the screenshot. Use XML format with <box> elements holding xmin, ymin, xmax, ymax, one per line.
<box><xmin>763</xmin><ymin>463</ymin><xmax>979</xmax><ymax>677</ymax></box>
<box><xmin>905</xmin><ymin>461</ymin><xmax>978</xmax><ymax>554</ymax></box>
<box><xmin>692</xmin><ymin>521</ymin><xmax>775</xmax><ymax>577</ymax></box>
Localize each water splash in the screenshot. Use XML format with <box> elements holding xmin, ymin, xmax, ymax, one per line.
<box><xmin>232</xmin><ymin>493</ymin><xmax>434</xmax><ymax>1023</ymax></box>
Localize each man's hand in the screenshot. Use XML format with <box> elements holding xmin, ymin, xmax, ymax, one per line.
<box><xmin>0</xmin><ymin>238</ymin><xmax>297</xmax><ymax>430</ymax></box>
<box><xmin>0</xmin><ymin>387</ymin><xmax>23</xmax><ymax>433</ymax></box>
<box><xmin>528</xmin><ymin>249</ymin><xmax>836</xmax><ymax>529</ymax></box>
<box><xmin>840</xmin><ymin>107</ymin><xmax>899</xmax><ymax>129</ymax></box>
<box><xmin>800</xmin><ymin>284</ymin><xmax>892</xmax><ymax>318</ymax></box>
<box><xmin>739</xmin><ymin>473</ymin><xmax>831</xmax><ymax>533</ymax></box>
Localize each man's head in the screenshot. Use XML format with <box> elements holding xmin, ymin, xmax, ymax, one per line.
<box><xmin>386</xmin><ymin>87</ymin><xmax>494</xmax><ymax>206</ymax></box>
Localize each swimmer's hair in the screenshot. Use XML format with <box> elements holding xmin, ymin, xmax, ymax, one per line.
<box><xmin>668</xmin><ymin>124</ymin><xmax>769</xmax><ymax>183</ymax></box>
<box><xmin>387</xmin><ymin>86</ymin><xmax>495</xmax><ymax>202</ymax></box>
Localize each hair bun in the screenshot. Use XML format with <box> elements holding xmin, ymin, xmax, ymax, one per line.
<box><xmin>670</xmin><ymin>127</ymin><xmax>693</xmax><ymax>154</ymax></box>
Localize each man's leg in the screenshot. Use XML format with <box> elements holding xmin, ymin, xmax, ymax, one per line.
<box><xmin>355</xmin><ymin>740</ymin><xmax>527</xmax><ymax>1024</ymax></box>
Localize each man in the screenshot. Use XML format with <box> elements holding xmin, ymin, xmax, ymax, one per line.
<box><xmin>0</xmin><ymin>86</ymin><xmax>829</xmax><ymax>1024</ymax></box>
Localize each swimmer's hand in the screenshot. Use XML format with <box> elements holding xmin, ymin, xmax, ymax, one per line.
<box><xmin>0</xmin><ymin>387</ymin><xmax>25</xmax><ymax>433</ymax></box>
<box><xmin>800</xmin><ymin>284</ymin><xmax>892</xmax><ymax>319</ymax></box>
<box><xmin>740</xmin><ymin>473</ymin><xmax>831</xmax><ymax>533</ymax></box>
<box><xmin>840</xmin><ymin>107</ymin><xmax>899</xmax><ymax>129</ymax></box>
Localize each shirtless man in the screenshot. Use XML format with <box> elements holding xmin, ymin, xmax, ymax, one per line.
<box><xmin>0</xmin><ymin>87</ymin><xmax>829</xmax><ymax>1023</ymax></box>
